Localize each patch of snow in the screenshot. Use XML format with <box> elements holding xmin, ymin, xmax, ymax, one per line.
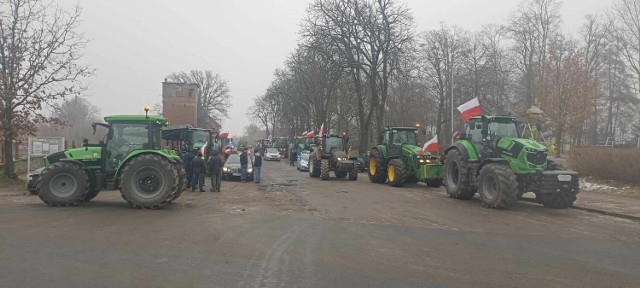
<box><xmin>580</xmin><ymin>178</ymin><xmax>616</xmax><ymax>191</ymax></box>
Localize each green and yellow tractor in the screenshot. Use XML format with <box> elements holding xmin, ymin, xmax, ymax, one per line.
<box><xmin>368</xmin><ymin>127</ymin><xmax>444</xmax><ymax>187</ymax></box>
<box><xmin>442</xmin><ymin>115</ymin><xmax>579</xmax><ymax>209</ymax></box>
<box><xmin>35</xmin><ymin>111</ymin><xmax>187</xmax><ymax>208</ymax></box>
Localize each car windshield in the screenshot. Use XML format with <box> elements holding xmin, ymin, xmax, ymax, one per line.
<box><xmin>266</xmin><ymin>148</ymin><xmax>279</xmax><ymax>153</ymax></box>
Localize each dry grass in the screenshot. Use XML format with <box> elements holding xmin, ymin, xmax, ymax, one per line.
<box><xmin>0</xmin><ymin>175</ymin><xmax>26</xmax><ymax>194</ymax></box>
<box><xmin>568</xmin><ymin>147</ymin><xmax>640</xmax><ymax>184</ymax></box>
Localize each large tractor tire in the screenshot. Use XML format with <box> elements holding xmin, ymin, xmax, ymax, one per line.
<box><xmin>387</xmin><ymin>159</ymin><xmax>408</xmax><ymax>187</ymax></box>
<box><xmin>168</xmin><ymin>162</ymin><xmax>187</xmax><ymax>202</ymax></box>
<box><xmin>119</xmin><ymin>154</ymin><xmax>181</xmax><ymax>209</ymax></box>
<box><xmin>335</xmin><ymin>171</ymin><xmax>347</xmax><ymax>178</ymax></box>
<box><xmin>320</xmin><ymin>159</ymin><xmax>330</xmax><ymax>180</ymax></box>
<box><xmin>477</xmin><ymin>163</ymin><xmax>519</xmax><ymax>209</ymax></box>
<box><xmin>309</xmin><ymin>159</ymin><xmax>320</xmax><ymax>178</ymax></box>
<box><xmin>426</xmin><ymin>179</ymin><xmax>443</xmax><ymax>188</ymax></box>
<box><xmin>36</xmin><ymin>162</ymin><xmax>89</xmax><ymax>207</ymax></box>
<box><xmin>348</xmin><ymin>164</ymin><xmax>359</xmax><ymax>181</ymax></box>
<box><xmin>368</xmin><ymin>149</ymin><xmax>387</xmax><ymax>183</ymax></box>
<box><xmin>443</xmin><ymin>149</ymin><xmax>476</xmax><ymax>200</ymax></box>
<box><xmin>535</xmin><ymin>190</ymin><xmax>578</xmax><ymax>209</ymax></box>
<box><xmin>79</xmin><ymin>188</ymin><xmax>100</xmax><ymax>202</ymax></box>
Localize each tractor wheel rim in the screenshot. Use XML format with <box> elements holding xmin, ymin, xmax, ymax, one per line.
<box><xmin>447</xmin><ymin>162</ymin><xmax>459</xmax><ymax>189</ymax></box>
<box><xmin>369</xmin><ymin>158</ymin><xmax>376</xmax><ymax>175</ymax></box>
<box><xmin>388</xmin><ymin>164</ymin><xmax>395</xmax><ymax>182</ymax></box>
<box><xmin>483</xmin><ymin>174</ymin><xmax>498</xmax><ymax>200</ymax></box>
<box><xmin>132</xmin><ymin>167</ymin><xmax>166</xmax><ymax>199</ymax></box>
<box><xmin>49</xmin><ymin>173</ymin><xmax>77</xmax><ymax>197</ymax></box>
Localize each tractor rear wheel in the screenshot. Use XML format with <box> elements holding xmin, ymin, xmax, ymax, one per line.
<box><xmin>387</xmin><ymin>159</ymin><xmax>408</xmax><ymax>187</ymax></box>
<box><xmin>309</xmin><ymin>159</ymin><xmax>320</xmax><ymax>178</ymax></box>
<box><xmin>443</xmin><ymin>149</ymin><xmax>476</xmax><ymax>200</ymax></box>
<box><xmin>348</xmin><ymin>164</ymin><xmax>359</xmax><ymax>181</ymax></box>
<box><xmin>119</xmin><ymin>154</ymin><xmax>180</xmax><ymax>209</ymax></box>
<box><xmin>368</xmin><ymin>149</ymin><xmax>387</xmax><ymax>183</ymax></box>
<box><xmin>478</xmin><ymin>163</ymin><xmax>518</xmax><ymax>209</ymax></box>
<box><xmin>320</xmin><ymin>159</ymin><xmax>330</xmax><ymax>180</ymax></box>
<box><xmin>535</xmin><ymin>191</ymin><xmax>577</xmax><ymax>209</ymax></box>
<box><xmin>36</xmin><ymin>162</ymin><xmax>89</xmax><ymax>207</ymax></box>
<box><xmin>426</xmin><ymin>179</ymin><xmax>443</xmax><ymax>188</ymax></box>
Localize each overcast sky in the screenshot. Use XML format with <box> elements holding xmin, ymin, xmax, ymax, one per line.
<box><xmin>60</xmin><ymin>0</ymin><xmax>612</xmax><ymax>136</ymax></box>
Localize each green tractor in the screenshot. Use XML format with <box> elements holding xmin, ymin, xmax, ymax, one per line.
<box><xmin>368</xmin><ymin>127</ymin><xmax>444</xmax><ymax>187</ymax></box>
<box><xmin>442</xmin><ymin>115</ymin><xmax>579</xmax><ymax>209</ymax></box>
<box><xmin>308</xmin><ymin>135</ymin><xmax>359</xmax><ymax>181</ymax></box>
<box><xmin>162</xmin><ymin>125</ymin><xmax>213</xmax><ymax>154</ymax></box>
<box><xmin>35</xmin><ymin>113</ymin><xmax>187</xmax><ymax>208</ymax></box>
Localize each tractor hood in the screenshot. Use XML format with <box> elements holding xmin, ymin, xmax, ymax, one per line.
<box><xmin>402</xmin><ymin>144</ymin><xmax>428</xmax><ymax>156</ymax></box>
<box><xmin>500</xmin><ymin>137</ymin><xmax>548</xmax><ymax>152</ymax></box>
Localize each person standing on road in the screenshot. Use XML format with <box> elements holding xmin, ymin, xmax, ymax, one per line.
<box><xmin>240</xmin><ymin>150</ymin><xmax>249</xmax><ymax>183</ymax></box>
<box><xmin>253</xmin><ymin>149</ymin><xmax>262</xmax><ymax>184</ymax></box>
<box><xmin>182</xmin><ymin>149</ymin><xmax>195</xmax><ymax>189</ymax></box>
<box><xmin>191</xmin><ymin>152</ymin><xmax>206</xmax><ymax>192</ymax></box>
<box><xmin>207</xmin><ymin>151</ymin><xmax>222</xmax><ymax>192</ymax></box>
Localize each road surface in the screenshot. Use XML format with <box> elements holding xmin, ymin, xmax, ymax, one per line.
<box><xmin>1</xmin><ymin>160</ymin><xmax>639</xmax><ymax>288</ymax></box>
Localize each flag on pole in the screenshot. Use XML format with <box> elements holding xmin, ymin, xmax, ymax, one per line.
<box><xmin>302</xmin><ymin>130</ymin><xmax>308</xmax><ymax>136</ymax></box>
<box><xmin>305</xmin><ymin>130</ymin><xmax>315</xmax><ymax>138</ymax></box>
<box><xmin>319</xmin><ymin>123</ymin><xmax>325</xmax><ymax>136</ymax></box>
<box><xmin>457</xmin><ymin>97</ymin><xmax>482</xmax><ymax>122</ymax></box>
<box><xmin>419</xmin><ymin>136</ymin><xmax>438</xmax><ymax>155</ymax></box>
<box><xmin>199</xmin><ymin>142</ymin><xmax>208</xmax><ymax>155</ymax></box>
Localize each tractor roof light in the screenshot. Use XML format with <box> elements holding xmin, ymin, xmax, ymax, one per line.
<box><xmin>144</xmin><ymin>105</ymin><xmax>151</xmax><ymax>118</ymax></box>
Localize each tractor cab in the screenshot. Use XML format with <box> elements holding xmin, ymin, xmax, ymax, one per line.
<box><xmin>463</xmin><ymin>116</ymin><xmax>520</xmax><ymax>159</ymax></box>
<box><xmin>161</xmin><ymin>126</ymin><xmax>213</xmax><ymax>155</ymax></box>
<box><xmin>383</xmin><ymin>127</ymin><xmax>418</xmax><ymax>157</ymax></box>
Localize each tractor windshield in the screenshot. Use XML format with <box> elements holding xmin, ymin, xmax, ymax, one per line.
<box><xmin>192</xmin><ymin>130</ymin><xmax>209</xmax><ymax>145</ymax></box>
<box><xmin>489</xmin><ymin>119</ymin><xmax>520</xmax><ymax>138</ymax></box>
<box><xmin>392</xmin><ymin>130</ymin><xmax>417</xmax><ymax>146</ymax></box>
<box><xmin>106</xmin><ymin>123</ymin><xmax>156</xmax><ymax>171</ymax></box>
<box><xmin>325</xmin><ymin>137</ymin><xmax>344</xmax><ymax>151</ymax></box>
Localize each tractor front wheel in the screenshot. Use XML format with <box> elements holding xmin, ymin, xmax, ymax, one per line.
<box><xmin>477</xmin><ymin>163</ymin><xmax>518</xmax><ymax>209</ymax></box>
<box><xmin>368</xmin><ymin>149</ymin><xmax>387</xmax><ymax>183</ymax></box>
<box><xmin>320</xmin><ymin>159</ymin><xmax>330</xmax><ymax>180</ymax></box>
<box><xmin>309</xmin><ymin>159</ymin><xmax>320</xmax><ymax>178</ymax></box>
<box><xmin>387</xmin><ymin>159</ymin><xmax>408</xmax><ymax>187</ymax></box>
<box><xmin>119</xmin><ymin>154</ymin><xmax>181</xmax><ymax>209</ymax></box>
<box><xmin>36</xmin><ymin>162</ymin><xmax>89</xmax><ymax>207</ymax></box>
<box><xmin>348</xmin><ymin>164</ymin><xmax>359</xmax><ymax>181</ymax></box>
<box><xmin>443</xmin><ymin>149</ymin><xmax>476</xmax><ymax>200</ymax></box>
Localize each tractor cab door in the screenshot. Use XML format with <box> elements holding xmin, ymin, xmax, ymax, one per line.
<box><xmin>467</xmin><ymin>119</ymin><xmax>484</xmax><ymax>158</ymax></box>
<box><xmin>388</xmin><ymin>130</ymin><xmax>403</xmax><ymax>157</ymax></box>
<box><xmin>104</xmin><ymin>123</ymin><xmax>152</xmax><ymax>172</ymax></box>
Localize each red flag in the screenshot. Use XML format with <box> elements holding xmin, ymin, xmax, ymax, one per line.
<box><xmin>302</xmin><ymin>130</ymin><xmax>308</xmax><ymax>136</ymax></box>
<box><xmin>419</xmin><ymin>135</ymin><xmax>438</xmax><ymax>155</ymax></box>
<box><xmin>457</xmin><ymin>97</ymin><xmax>482</xmax><ymax>122</ymax></box>
<box><xmin>219</xmin><ymin>132</ymin><xmax>229</xmax><ymax>139</ymax></box>
<box><xmin>305</xmin><ymin>130</ymin><xmax>315</xmax><ymax>138</ymax></box>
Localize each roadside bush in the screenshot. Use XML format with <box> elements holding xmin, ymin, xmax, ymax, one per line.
<box><xmin>568</xmin><ymin>147</ymin><xmax>640</xmax><ymax>184</ymax></box>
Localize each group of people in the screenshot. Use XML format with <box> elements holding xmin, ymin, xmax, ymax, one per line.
<box><xmin>181</xmin><ymin>150</ymin><xmax>223</xmax><ymax>192</ymax></box>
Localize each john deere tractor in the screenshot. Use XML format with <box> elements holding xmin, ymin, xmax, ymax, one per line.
<box><xmin>308</xmin><ymin>135</ymin><xmax>359</xmax><ymax>181</ymax></box>
<box><xmin>35</xmin><ymin>111</ymin><xmax>187</xmax><ymax>208</ymax></box>
<box><xmin>368</xmin><ymin>127</ymin><xmax>444</xmax><ymax>187</ymax></box>
<box><xmin>442</xmin><ymin>115</ymin><xmax>579</xmax><ymax>209</ymax></box>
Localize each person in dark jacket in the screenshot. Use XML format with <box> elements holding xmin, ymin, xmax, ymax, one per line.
<box><xmin>182</xmin><ymin>149</ymin><xmax>195</xmax><ymax>189</ymax></box>
<box><xmin>207</xmin><ymin>151</ymin><xmax>223</xmax><ymax>192</ymax></box>
<box><xmin>253</xmin><ymin>149</ymin><xmax>262</xmax><ymax>184</ymax></box>
<box><xmin>190</xmin><ymin>152</ymin><xmax>206</xmax><ymax>192</ymax></box>
<box><xmin>240</xmin><ymin>150</ymin><xmax>249</xmax><ymax>183</ymax></box>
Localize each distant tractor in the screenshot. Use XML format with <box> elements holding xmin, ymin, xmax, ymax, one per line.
<box><xmin>368</xmin><ymin>127</ymin><xmax>444</xmax><ymax>187</ymax></box>
<box><xmin>35</xmin><ymin>108</ymin><xmax>187</xmax><ymax>208</ymax></box>
<box><xmin>162</xmin><ymin>125</ymin><xmax>213</xmax><ymax>154</ymax></box>
<box><xmin>308</xmin><ymin>135</ymin><xmax>359</xmax><ymax>181</ymax></box>
<box><xmin>442</xmin><ymin>115</ymin><xmax>579</xmax><ymax>209</ymax></box>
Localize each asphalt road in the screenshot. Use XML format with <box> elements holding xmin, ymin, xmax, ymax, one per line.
<box><xmin>1</xmin><ymin>160</ymin><xmax>639</xmax><ymax>288</ymax></box>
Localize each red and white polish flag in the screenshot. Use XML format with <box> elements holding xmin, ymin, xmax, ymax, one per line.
<box><xmin>457</xmin><ymin>97</ymin><xmax>482</xmax><ymax>122</ymax></box>
<box><xmin>419</xmin><ymin>135</ymin><xmax>438</xmax><ymax>155</ymax></box>
<box><xmin>319</xmin><ymin>123</ymin><xmax>325</xmax><ymax>136</ymax></box>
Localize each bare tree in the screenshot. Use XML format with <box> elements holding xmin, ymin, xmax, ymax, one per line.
<box><xmin>167</xmin><ymin>70</ymin><xmax>231</xmax><ymax>127</ymax></box>
<box><xmin>0</xmin><ymin>0</ymin><xmax>92</xmax><ymax>178</ymax></box>
<box><xmin>51</xmin><ymin>96</ymin><xmax>101</xmax><ymax>144</ymax></box>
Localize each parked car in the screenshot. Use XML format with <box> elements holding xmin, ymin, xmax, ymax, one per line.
<box><xmin>297</xmin><ymin>150</ymin><xmax>310</xmax><ymax>171</ymax></box>
<box><xmin>264</xmin><ymin>148</ymin><xmax>281</xmax><ymax>161</ymax></box>
<box><xmin>222</xmin><ymin>153</ymin><xmax>254</xmax><ymax>181</ymax></box>
<box><xmin>26</xmin><ymin>167</ymin><xmax>44</xmax><ymax>195</ymax></box>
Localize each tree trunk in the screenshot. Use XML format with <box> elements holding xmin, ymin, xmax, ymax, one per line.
<box><xmin>3</xmin><ymin>109</ymin><xmax>17</xmax><ymax>178</ymax></box>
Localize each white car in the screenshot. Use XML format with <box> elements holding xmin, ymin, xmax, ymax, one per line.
<box><xmin>265</xmin><ymin>148</ymin><xmax>281</xmax><ymax>161</ymax></box>
<box><xmin>297</xmin><ymin>151</ymin><xmax>310</xmax><ymax>171</ymax></box>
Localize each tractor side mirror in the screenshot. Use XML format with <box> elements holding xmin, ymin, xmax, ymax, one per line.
<box><xmin>83</xmin><ymin>138</ymin><xmax>89</xmax><ymax>151</ymax></box>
